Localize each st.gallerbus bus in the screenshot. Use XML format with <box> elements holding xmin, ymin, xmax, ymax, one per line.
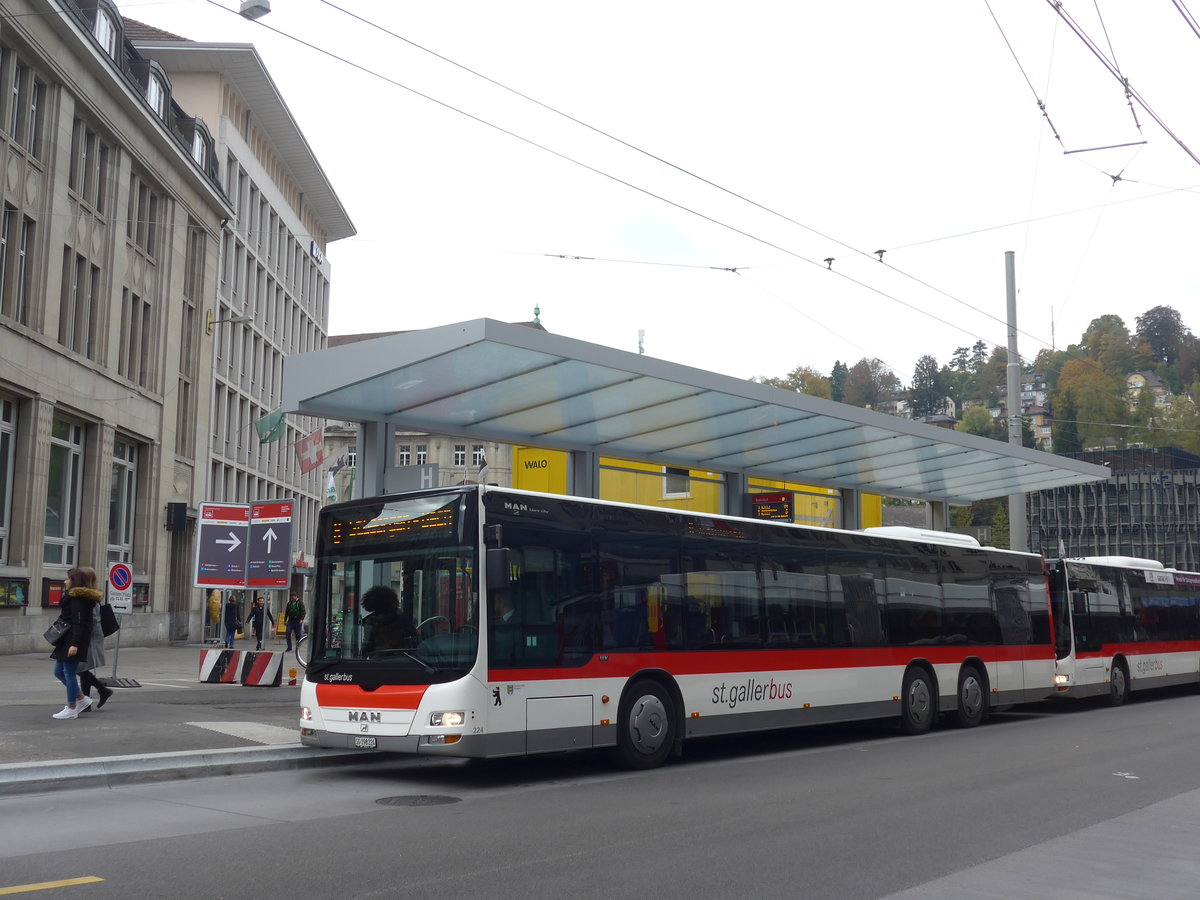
<box><xmin>299</xmin><ymin>486</ymin><xmax>1056</xmax><ymax>767</ymax></box>
<box><xmin>1048</xmin><ymin>556</ymin><xmax>1200</xmax><ymax>705</ymax></box>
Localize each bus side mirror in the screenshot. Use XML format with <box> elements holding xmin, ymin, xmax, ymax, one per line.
<box><xmin>486</xmin><ymin>548</ymin><xmax>511</xmax><ymax>591</ymax></box>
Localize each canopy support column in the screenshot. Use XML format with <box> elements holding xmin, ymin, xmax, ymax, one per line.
<box><xmin>569</xmin><ymin>450</ymin><xmax>599</xmax><ymax>498</ymax></box>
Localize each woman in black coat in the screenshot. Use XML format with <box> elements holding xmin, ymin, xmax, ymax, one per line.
<box><xmin>49</xmin><ymin>566</ymin><xmax>101</xmax><ymax>720</ymax></box>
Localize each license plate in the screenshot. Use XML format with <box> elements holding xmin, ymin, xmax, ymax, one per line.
<box><xmin>354</xmin><ymin>736</ymin><xmax>377</xmax><ymax>749</ymax></box>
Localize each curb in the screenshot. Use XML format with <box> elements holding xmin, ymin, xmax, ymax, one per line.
<box><xmin>0</xmin><ymin>745</ymin><xmax>381</xmax><ymax>797</ymax></box>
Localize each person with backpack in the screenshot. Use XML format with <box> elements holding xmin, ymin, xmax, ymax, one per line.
<box><xmin>284</xmin><ymin>593</ymin><xmax>306</xmax><ymax>652</ymax></box>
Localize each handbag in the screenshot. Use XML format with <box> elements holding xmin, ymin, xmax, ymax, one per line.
<box><xmin>99</xmin><ymin>602</ymin><xmax>120</xmax><ymax>637</ymax></box>
<box><xmin>43</xmin><ymin>618</ymin><xmax>70</xmax><ymax>645</ymax></box>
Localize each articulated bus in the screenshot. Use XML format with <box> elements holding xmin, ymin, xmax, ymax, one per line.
<box><xmin>300</xmin><ymin>485</ymin><xmax>1058</xmax><ymax>767</ymax></box>
<box><xmin>1048</xmin><ymin>556</ymin><xmax>1200</xmax><ymax>704</ymax></box>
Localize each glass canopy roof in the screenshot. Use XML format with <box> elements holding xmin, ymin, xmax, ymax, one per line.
<box><xmin>282</xmin><ymin>319</ymin><xmax>1109</xmax><ymax>505</ymax></box>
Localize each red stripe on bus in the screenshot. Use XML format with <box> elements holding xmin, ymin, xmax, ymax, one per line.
<box><xmin>315</xmin><ymin>683</ymin><xmax>430</xmax><ymax>709</ymax></box>
<box><xmin>489</xmin><ymin>644</ymin><xmax>1052</xmax><ymax>681</ymax></box>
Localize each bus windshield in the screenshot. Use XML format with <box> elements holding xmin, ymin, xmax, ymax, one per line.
<box><xmin>311</xmin><ymin>491</ymin><xmax>479</xmax><ymax>676</ymax></box>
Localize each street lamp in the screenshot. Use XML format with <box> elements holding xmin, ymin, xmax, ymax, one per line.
<box><xmin>205</xmin><ymin>311</ymin><xmax>251</xmax><ymax>336</ymax></box>
<box><xmin>239</xmin><ymin>0</ymin><xmax>271</xmax><ymax>19</ymax></box>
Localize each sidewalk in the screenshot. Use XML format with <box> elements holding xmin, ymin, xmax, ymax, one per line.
<box><xmin>0</xmin><ymin>638</ymin><xmax>366</xmax><ymax>796</ymax></box>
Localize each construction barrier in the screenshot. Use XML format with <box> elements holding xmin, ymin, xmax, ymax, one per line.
<box><xmin>198</xmin><ymin>649</ymin><xmax>245</xmax><ymax>683</ymax></box>
<box><xmin>240</xmin><ymin>650</ymin><xmax>283</xmax><ymax>687</ymax></box>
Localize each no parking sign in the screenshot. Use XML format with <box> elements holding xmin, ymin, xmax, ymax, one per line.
<box><xmin>108</xmin><ymin>563</ymin><xmax>133</xmax><ymax>614</ymax></box>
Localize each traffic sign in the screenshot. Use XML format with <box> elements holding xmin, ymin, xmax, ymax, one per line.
<box><xmin>195</xmin><ymin>503</ymin><xmax>250</xmax><ymax>588</ymax></box>
<box><xmin>247</xmin><ymin>499</ymin><xmax>293</xmax><ymax>588</ymax></box>
<box><xmin>107</xmin><ymin>562</ymin><xmax>133</xmax><ymax>613</ymax></box>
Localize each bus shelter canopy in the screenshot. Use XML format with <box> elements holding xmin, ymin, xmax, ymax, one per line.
<box><xmin>282</xmin><ymin>318</ymin><xmax>1109</xmax><ymax>505</ymax></box>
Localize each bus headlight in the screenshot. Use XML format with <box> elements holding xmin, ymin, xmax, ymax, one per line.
<box><xmin>430</xmin><ymin>711</ymin><xmax>464</xmax><ymax>727</ymax></box>
<box><xmin>1053</xmin><ymin>674</ymin><xmax>1069</xmax><ymax>686</ymax></box>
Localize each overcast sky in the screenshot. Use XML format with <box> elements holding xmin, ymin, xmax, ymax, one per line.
<box><xmin>131</xmin><ymin>0</ymin><xmax>1200</xmax><ymax>385</ymax></box>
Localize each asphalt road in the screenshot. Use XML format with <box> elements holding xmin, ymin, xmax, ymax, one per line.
<box><xmin>2</xmin><ymin>688</ymin><xmax>1199</xmax><ymax>899</ymax></box>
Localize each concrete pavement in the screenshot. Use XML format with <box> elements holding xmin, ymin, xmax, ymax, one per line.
<box><xmin>0</xmin><ymin>637</ymin><xmax>371</xmax><ymax>796</ymax></box>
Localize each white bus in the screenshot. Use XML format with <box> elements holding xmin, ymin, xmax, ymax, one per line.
<box><xmin>1048</xmin><ymin>556</ymin><xmax>1200</xmax><ymax>704</ymax></box>
<box><xmin>299</xmin><ymin>486</ymin><xmax>1056</xmax><ymax>768</ymax></box>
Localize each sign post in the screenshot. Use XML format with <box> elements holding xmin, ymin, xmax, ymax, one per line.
<box><xmin>105</xmin><ymin>562</ymin><xmax>139</xmax><ymax>688</ymax></box>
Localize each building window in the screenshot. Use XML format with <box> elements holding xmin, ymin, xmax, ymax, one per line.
<box><xmin>44</xmin><ymin>419</ymin><xmax>84</xmax><ymax>567</ymax></box>
<box><xmin>146</xmin><ymin>75</ymin><xmax>166</xmax><ymax>119</ymax></box>
<box><xmin>472</xmin><ymin>445</ymin><xmax>485</xmax><ymax>467</ymax></box>
<box><xmin>93</xmin><ymin>7</ymin><xmax>119</xmax><ymax>59</ymax></box>
<box><xmin>453</xmin><ymin>444</ymin><xmax>466</xmax><ymax>467</ymax></box>
<box><xmin>119</xmin><ymin>288</ymin><xmax>154</xmax><ymax>388</ymax></box>
<box><xmin>0</xmin><ymin>395</ymin><xmax>13</xmax><ymax>563</ymax></box>
<box><xmin>663</xmin><ymin>466</ymin><xmax>691</xmax><ymax>499</ymax></box>
<box><xmin>415</xmin><ymin>444</ymin><xmax>427</xmax><ymax>466</ymax></box>
<box><xmin>347</xmin><ymin>445</ymin><xmax>357</xmax><ymax>469</ymax></box>
<box><xmin>108</xmin><ymin>439</ymin><xmax>136</xmax><ymax>563</ymax></box>
<box><xmin>397</xmin><ymin>444</ymin><xmax>411</xmax><ymax>467</ymax></box>
<box><xmin>191</xmin><ymin>129</ymin><xmax>206</xmax><ymax>167</ymax></box>
<box><xmin>14</xmin><ymin>216</ymin><xmax>33</xmax><ymax>325</ymax></box>
<box><xmin>58</xmin><ymin>248</ymin><xmax>100</xmax><ymax>359</ymax></box>
<box><xmin>127</xmin><ymin>173</ymin><xmax>160</xmax><ymax>258</ymax></box>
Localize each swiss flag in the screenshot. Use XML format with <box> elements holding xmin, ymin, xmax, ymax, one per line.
<box><xmin>294</xmin><ymin>427</ymin><xmax>326</xmax><ymax>475</ymax></box>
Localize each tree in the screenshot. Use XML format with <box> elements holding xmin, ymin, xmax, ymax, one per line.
<box><xmin>830</xmin><ymin>360</ymin><xmax>848</xmax><ymax>403</ymax></box>
<box><xmin>909</xmin><ymin>355</ymin><xmax>946</xmax><ymax>417</ymax></box>
<box><xmin>991</xmin><ymin>501</ymin><xmax>1010</xmax><ymax>550</ymax></box>
<box><xmin>978</xmin><ymin>346</ymin><xmax>1008</xmax><ymax>407</ymax></box>
<box><xmin>1051</xmin><ymin>395</ymin><xmax>1081</xmax><ymax>455</ymax></box>
<box><xmin>1073</xmin><ymin>314</ymin><xmax>1143</xmax><ymax>378</ymax></box>
<box><xmin>1135</xmin><ymin>305</ymin><xmax>1190</xmax><ymax>365</ymax></box>
<box><xmin>1054</xmin><ymin>358</ymin><xmax>1128</xmax><ymax>448</ymax></box>
<box><xmin>843</xmin><ymin>358</ymin><xmax>899</xmax><ymax>409</ymax></box>
<box><xmin>755</xmin><ymin>365</ymin><xmax>832</xmax><ymax>399</ymax></box>
<box><xmin>956</xmin><ymin>406</ymin><xmax>995</xmax><ymax>438</ymax></box>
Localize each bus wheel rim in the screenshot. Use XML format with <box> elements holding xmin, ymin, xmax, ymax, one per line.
<box><xmin>629</xmin><ymin>694</ymin><xmax>669</xmax><ymax>754</ymax></box>
<box><xmin>961</xmin><ymin>675</ymin><xmax>983</xmax><ymax>717</ymax></box>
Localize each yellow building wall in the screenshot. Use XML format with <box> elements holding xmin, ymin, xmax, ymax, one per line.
<box><xmin>511</xmin><ymin>447</ymin><xmax>881</xmax><ymax>528</ymax></box>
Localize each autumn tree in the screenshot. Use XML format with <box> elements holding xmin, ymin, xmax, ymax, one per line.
<box><xmin>843</xmin><ymin>358</ymin><xmax>899</xmax><ymax>409</ymax></box>
<box><xmin>1135</xmin><ymin>305</ymin><xmax>1190</xmax><ymax>365</ymax></box>
<box><xmin>1053</xmin><ymin>358</ymin><xmax>1127</xmax><ymax>449</ymax></box>
<box><xmin>755</xmin><ymin>365</ymin><xmax>832</xmax><ymax>399</ymax></box>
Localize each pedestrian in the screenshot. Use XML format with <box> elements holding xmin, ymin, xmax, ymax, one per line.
<box><xmin>76</xmin><ymin>566</ymin><xmax>114</xmax><ymax>709</ymax></box>
<box><xmin>283</xmin><ymin>592</ymin><xmax>306</xmax><ymax>652</ymax></box>
<box><xmin>48</xmin><ymin>566</ymin><xmax>101</xmax><ymax>720</ymax></box>
<box><xmin>248</xmin><ymin>596</ymin><xmax>275</xmax><ymax>650</ymax></box>
<box><xmin>223</xmin><ymin>594</ymin><xmax>241</xmax><ymax>649</ymax></box>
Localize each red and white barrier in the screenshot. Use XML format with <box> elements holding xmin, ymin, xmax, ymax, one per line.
<box><xmin>199</xmin><ymin>649</ymin><xmax>245</xmax><ymax>683</ymax></box>
<box><xmin>240</xmin><ymin>650</ymin><xmax>283</xmax><ymax>686</ymax></box>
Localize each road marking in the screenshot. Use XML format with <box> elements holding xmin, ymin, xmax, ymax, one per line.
<box><xmin>1113</xmin><ymin>771</ymin><xmax>1141</xmax><ymax>779</ymax></box>
<box><xmin>134</xmin><ymin>681</ymin><xmax>194</xmax><ymax>689</ymax></box>
<box><xmin>187</xmin><ymin>721</ymin><xmax>299</xmax><ymax>744</ymax></box>
<box><xmin>0</xmin><ymin>876</ymin><xmax>103</xmax><ymax>895</ymax></box>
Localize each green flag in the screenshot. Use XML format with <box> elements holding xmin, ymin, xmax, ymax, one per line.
<box><xmin>255</xmin><ymin>407</ymin><xmax>286</xmax><ymax>443</ymax></box>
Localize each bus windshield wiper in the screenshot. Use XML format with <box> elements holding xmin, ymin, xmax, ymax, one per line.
<box><xmin>400</xmin><ymin>650</ymin><xmax>437</xmax><ymax>674</ymax></box>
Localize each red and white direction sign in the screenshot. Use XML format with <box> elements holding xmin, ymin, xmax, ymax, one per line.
<box><xmin>194</xmin><ymin>503</ymin><xmax>251</xmax><ymax>588</ymax></box>
<box><xmin>248</xmin><ymin>500</ymin><xmax>293</xmax><ymax>588</ymax></box>
<box><xmin>194</xmin><ymin>500</ymin><xmax>294</xmax><ymax>589</ymax></box>
<box><xmin>107</xmin><ymin>562</ymin><xmax>133</xmax><ymax>613</ymax></box>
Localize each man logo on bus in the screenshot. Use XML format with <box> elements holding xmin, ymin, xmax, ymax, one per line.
<box><xmin>348</xmin><ymin>711</ymin><xmax>382</xmax><ymax>723</ymax></box>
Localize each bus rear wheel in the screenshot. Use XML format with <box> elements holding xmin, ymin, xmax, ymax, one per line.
<box><xmin>900</xmin><ymin>667</ymin><xmax>935</xmax><ymax>735</ymax></box>
<box><xmin>617</xmin><ymin>680</ymin><xmax>676</xmax><ymax>769</ymax></box>
<box><xmin>1108</xmin><ymin>660</ymin><xmax>1130</xmax><ymax>707</ymax></box>
<box><xmin>954</xmin><ymin>664</ymin><xmax>987</xmax><ymax>728</ymax></box>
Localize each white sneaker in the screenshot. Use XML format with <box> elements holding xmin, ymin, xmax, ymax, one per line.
<box><xmin>52</xmin><ymin>707</ymin><xmax>80</xmax><ymax>719</ymax></box>
<box><xmin>52</xmin><ymin>705</ymin><xmax>72</xmax><ymax>718</ymax></box>
<box><xmin>76</xmin><ymin>695</ymin><xmax>93</xmax><ymax>713</ymax></box>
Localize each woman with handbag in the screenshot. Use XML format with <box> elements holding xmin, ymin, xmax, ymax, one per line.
<box><xmin>77</xmin><ymin>567</ymin><xmax>114</xmax><ymax>709</ymax></box>
<box><xmin>48</xmin><ymin>566</ymin><xmax>101</xmax><ymax>720</ymax></box>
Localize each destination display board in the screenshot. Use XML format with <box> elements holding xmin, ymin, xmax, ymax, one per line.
<box><xmin>748</xmin><ymin>492</ymin><xmax>794</xmax><ymax>521</ymax></box>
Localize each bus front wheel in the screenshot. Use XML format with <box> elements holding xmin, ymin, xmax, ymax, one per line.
<box><xmin>617</xmin><ymin>680</ymin><xmax>676</xmax><ymax>769</ymax></box>
<box><xmin>954</xmin><ymin>664</ymin><xmax>987</xmax><ymax>728</ymax></box>
<box><xmin>1108</xmin><ymin>660</ymin><xmax>1130</xmax><ymax>707</ymax></box>
<box><xmin>900</xmin><ymin>667</ymin><xmax>936</xmax><ymax>735</ymax></box>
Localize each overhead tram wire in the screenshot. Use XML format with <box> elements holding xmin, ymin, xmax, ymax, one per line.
<box><xmin>310</xmin><ymin>0</ymin><xmax>1031</xmax><ymax>351</ymax></box>
<box><xmin>208</xmin><ymin>0</ymin><xmax>1016</xmax><ymax>357</ymax></box>
<box><xmin>984</xmin><ymin>0</ymin><xmax>1065</xmax><ymax>147</ymax></box>
<box><xmin>1174</xmin><ymin>0</ymin><xmax>1200</xmax><ymax>42</ymax></box>
<box><xmin>1045</xmin><ymin>0</ymin><xmax>1200</xmax><ymax>168</ymax></box>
